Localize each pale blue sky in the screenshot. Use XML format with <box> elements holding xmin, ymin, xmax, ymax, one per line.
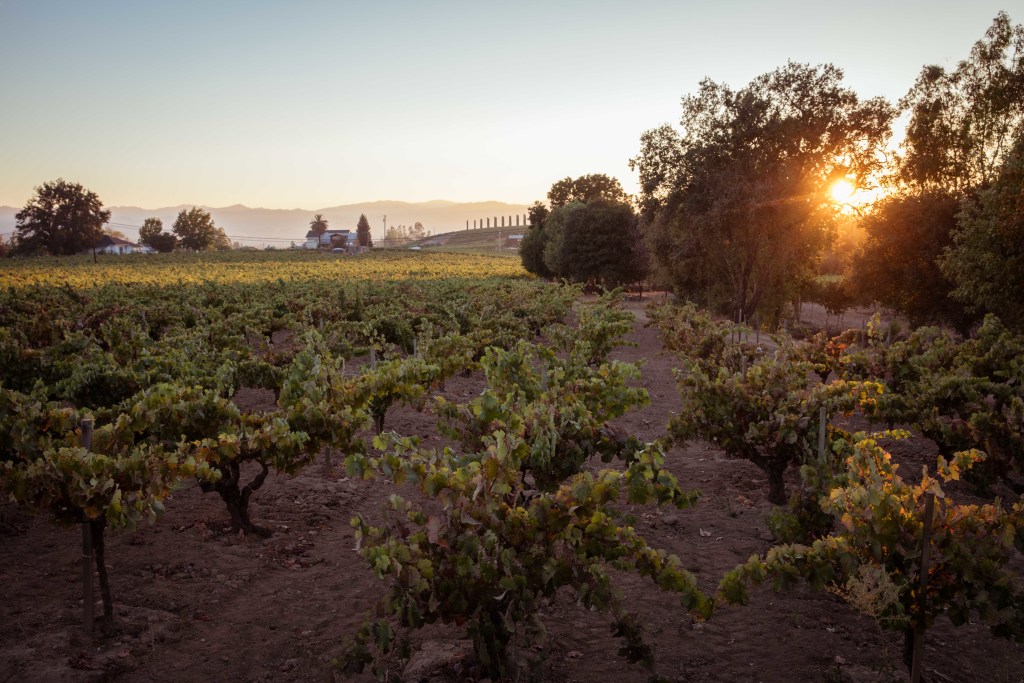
<box><xmin>0</xmin><ymin>1</ymin><xmax>1015</xmax><ymax>209</ymax></box>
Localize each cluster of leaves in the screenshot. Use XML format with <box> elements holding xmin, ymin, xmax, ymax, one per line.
<box><xmin>720</xmin><ymin>434</ymin><xmax>1024</xmax><ymax>669</ymax></box>
<box><xmin>806</xmin><ymin>316</ymin><xmax>1024</xmax><ymax>487</ymax></box>
<box><xmin>0</xmin><ymin>387</ymin><xmax>218</xmax><ymax>624</ymax></box>
<box><xmin>652</xmin><ymin>301</ymin><xmax>883</xmax><ymax>504</ymax></box>
<box><xmin>436</xmin><ymin>298</ymin><xmax>647</xmax><ymax>492</ymax></box>
<box><xmin>340</xmin><ymin>297</ymin><xmax>709</xmax><ymax>678</ymax></box>
<box><xmin>654</xmin><ymin>299</ymin><xmax>1024</xmax><ymax>677</ymax></box>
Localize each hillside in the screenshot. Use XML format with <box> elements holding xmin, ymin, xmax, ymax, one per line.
<box><xmin>0</xmin><ymin>200</ymin><xmax>531</xmax><ymax>247</ymax></box>
<box><xmin>400</xmin><ymin>224</ymin><xmax>527</xmax><ymax>254</ymax></box>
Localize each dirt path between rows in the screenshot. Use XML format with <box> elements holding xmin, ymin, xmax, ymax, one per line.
<box><xmin>1</xmin><ymin>300</ymin><xmax>1022</xmax><ymax>683</ymax></box>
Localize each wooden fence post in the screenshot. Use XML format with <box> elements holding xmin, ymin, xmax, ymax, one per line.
<box><xmin>80</xmin><ymin>418</ymin><xmax>95</xmax><ymax>632</ymax></box>
<box><xmin>911</xmin><ymin>492</ymin><xmax>936</xmax><ymax>683</ymax></box>
<box><xmin>817</xmin><ymin>407</ymin><xmax>827</xmax><ymax>465</ymax></box>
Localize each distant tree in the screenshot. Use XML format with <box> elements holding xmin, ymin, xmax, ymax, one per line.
<box><xmin>385</xmin><ymin>225</ymin><xmax>410</xmax><ymax>244</ymax></box>
<box><xmin>139</xmin><ymin>218</ymin><xmax>178</xmax><ymax>253</ymax></box>
<box><xmin>309</xmin><ymin>214</ymin><xmax>329</xmax><ymax>237</ymax></box>
<box><xmin>632</xmin><ymin>62</ymin><xmax>894</xmax><ymax>321</ymax></box>
<box><xmin>542</xmin><ymin>200</ymin><xmax>647</xmax><ymax>287</ymax></box>
<box><xmin>172</xmin><ymin>207</ymin><xmax>221</xmax><ymax>251</ymax></box>
<box><xmin>0</xmin><ymin>234</ymin><xmax>9</xmax><ymax>258</ymax></box>
<box><xmin>153</xmin><ymin>234</ymin><xmax>178</xmax><ymax>253</ymax></box>
<box><xmin>103</xmin><ymin>228</ymin><xmax>128</xmax><ymax>240</ymax></box>
<box><xmin>139</xmin><ymin>218</ymin><xmax>162</xmax><ymax>245</ymax></box>
<box><xmin>211</xmin><ymin>227</ymin><xmax>232</xmax><ymax>251</ymax></box>
<box><xmin>409</xmin><ymin>221</ymin><xmax>427</xmax><ymax>240</ymax></box>
<box><xmin>940</xmin><ymin>133</ymin><xmax>1024</xmax><ymax>329</ymax></box>
<box><xmin>547</xmin><ymin>174</ymin><xmax>629</xmax><ymax>208</ymax></box>
<box><xmin>356</xmin><ymin>213</ymin><xmax>373</xmax><ymax>247</ymax></box>
<box><xmin>12</xmin><ymin>179</ymin><xmax>111</xmax><ymax>256</ymax></box>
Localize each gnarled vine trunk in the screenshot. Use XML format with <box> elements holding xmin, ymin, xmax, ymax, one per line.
<box><xmin>200</xmin><ymin>460</ymin><xmax>272</xmax><ymax>536</ymax></box>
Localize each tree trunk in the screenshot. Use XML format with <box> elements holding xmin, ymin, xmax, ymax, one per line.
<box><xmin>201</xmin><ymin>460</ymin><xmax>272</xmax><ymax>537</ymax></box>
<box><xmin>765</xmin><ymin>465</ymin><xmax>788</xmax><ymax>505</ymax></box>
<box><xmin>903</xmin><ymin>627</ymin><xmax>915</xmax><ymax>676</ymax></box>
<box><xmin>469</xmin><ymin>609</ymin><xmax>513</xmax><ymax>680</ymax></box>
<box><xmin>90</xmin><ymin>518</ymin><xmax>115</xmax><ymax>634</ymax></box>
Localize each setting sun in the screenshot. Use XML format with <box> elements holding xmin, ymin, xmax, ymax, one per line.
<box><xmin>830</xmin><ymin>179</ymin><xmax>856</xmax><ymax>203</ymax></box>
<box><xmin>829</xmin><ymin>178</ymin><xmax>885</xmax><ymax>213</ymax></box>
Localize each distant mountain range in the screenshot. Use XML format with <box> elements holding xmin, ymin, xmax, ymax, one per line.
<box><xmin>0</xmin><ymin>200</ymin><xmax>533</xmax><ymax>246</ymax></box>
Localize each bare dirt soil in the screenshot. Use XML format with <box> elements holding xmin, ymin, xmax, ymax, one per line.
<box><xmin>2</xmin><ymin>299</ymin><xmax>1022</xmax><ymax>683</ymax></box>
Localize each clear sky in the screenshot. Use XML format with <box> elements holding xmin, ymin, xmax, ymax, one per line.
<box><xmin>0</xmin><ymin>1</ymin><xmax>1015</xmax><ymax>209</ymax></box>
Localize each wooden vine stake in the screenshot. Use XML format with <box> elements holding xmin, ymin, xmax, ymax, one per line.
<box><xmin>817</xmin><ymin>407</ymin><xmax>827</xmax><ymax>465</ymax></box>
<box><xmin>80</xmin><ymin>418</ymin><xmax>95</xmax><ymax>632</ymax></box>
<box><xmin>911</xmin><ymin>492</ymin><xmax>936</xmax><ymax>683</ymax></box>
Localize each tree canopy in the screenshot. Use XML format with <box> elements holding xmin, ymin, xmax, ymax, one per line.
<box><xmin>172</xmin><ymin>208</ymin><xmax>229</xmax><ymax>251</ymax></box>
<box><xmin>898</xmin><ymin>11</ymin><xmax>1024</xmax><ymax>194</ymax></box>
<box><xmin>520</xmin><ymin>202</ymin><xmax>552</xmax><ymax>277</ymax></box>
<box><xmin>138</xmin><ymin>218</ymin><xmax>162</xmax><ymax>245</ymax></box>
<box><xmin>547</xmin><ymin>174</ymin><xmax>629</xmax><ymax>208</ymax></box>
<box><xmin>940</xmin><ymin>132</ymin><xmax>1024</xmax><ymax>329</ymax></box>
<box><xmin>541</xmin><ymin>200</ymin><xmax>646</xmax><ymax>287</ymax></box>
<box><xmin>850</xmin><ymin>11</ymin><xmax>1023</xmax><ymax>326</ymax></box>
<box><xmin>138</xmin><ymin>217</ymin><xmax>177</xmax><ymax>253</ymax></box>
<box><xmin>850</xmin><ymin>192</ymin><xmax>967</xmax><ymax>327</ymax></box>
<box><xmin>309</xmin><ymin>214</ymin><xmax>329</xmax><ymax>237</ymax></box>
<box><xmin>12</xmin><ymin>179</ymin><xmax>112</xmax><ymax>256</ymax></box>
<box><xmin>356</xmin><ymin>214</ymin><xmax>372</xmax><ymax>247</ymax></box>
<box><xmin>634</xmin><ymin>62</ymin><xmax>894</xmax><ymax>320</ymax></box>
<box><xmin>521</xmin><ymin>174</ymin><xmax>645</xmax><ymax>286</ymax></box>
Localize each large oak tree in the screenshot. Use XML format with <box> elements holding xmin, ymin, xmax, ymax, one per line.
<box><xmin>632</xmin><ymin>62</ymin><xmax>894</xmax><ymax>322</ymax></box>
<box><xmin>13</xmin><ymin>179</ymin><xmax>111</xmax><ymax>256</ymax></box>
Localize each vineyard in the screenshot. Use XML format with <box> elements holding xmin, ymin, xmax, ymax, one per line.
<box><xmin>1</xmin><ymin>251</ymin><xmax>1023</xmax><ymax>682</ymax></box>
